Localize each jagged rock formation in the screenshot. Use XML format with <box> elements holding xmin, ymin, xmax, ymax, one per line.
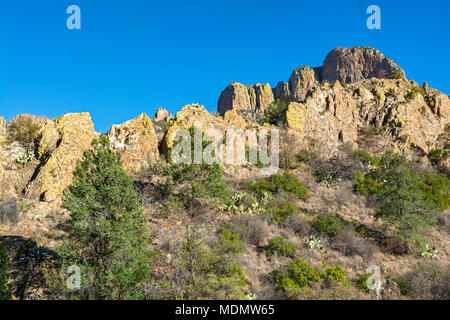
<box><xmin>285</xmin><ymin>78</ymin><xmax>449</xmax><ymax>154</ymax></box>
<box><xmin>321</xmin><ymin>47</ymin><xmax>405</xmax><ymax>84</ymax></box>
<box><xmin>162</xmin><ymin>104</ymin><xmax>247</xmax><ymax>154</ymax></box>
<box><xmin>25</xmin><ymin>113</ymin><xmax>97</xmax><ymax>203</ymax></box>
<box><xmin>153</xmin><ymin>108</ymin><xmax>173</xmax><ymax>122</ymax></box>
<box><xmin>218</xmin><ymin>46</ymin><xmax>407</xmax><ymax>117</ymax></box>
<box><xmin>217</xmin><ymin>82</ymin><xmax>274</xmax><ymax>117</ymax></box>
<box><xmin>107</xmin><ymin>113</ymin><xmax>159</xmax><ymax>175</ymax></box>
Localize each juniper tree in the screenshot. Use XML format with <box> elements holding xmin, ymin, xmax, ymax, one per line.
<box><xmin>58</xmin><ymin>135</ymin><xmax>154</xmax><ymax>299</ymax></box>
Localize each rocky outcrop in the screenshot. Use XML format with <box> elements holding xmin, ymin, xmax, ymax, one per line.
<box><xmin>274</xmin><ymin>66</ymin><xmax>320</xmax><ymax>103</ymax></box>
<box><xmin>162</xmin><ymin>104</ymin><xmax>246</xmax><ymax>154</ymax></box>
<box><xmin>217</xmin><ymin>82</ymin><xmax>274</xmax><ymax>116</ymax></box>
<box><xmin>25</xmin><ymin>113</ymin><xmax>96</xmax><ymax>202</ymax></box>
<box><xmin>286</xmin><ymin>78</ymin><xmax>450</xmax><ymax>155</ymax></box>
<box><xmin>321</xmin><ymin>47</ymin><xmax>405</xmax><ymax>84</ymax></box>
<box><xmin>153</xmin><ymin>108</ymin><xmax>173</xmax><ymax>122</ymax></box>
<box><xmin>0</xmin><ymin>116</ymin><xmax>6</xmax><ymax>136</ymax></box>
<box><xmin>107</xmin><ymin>113</ymin><xmax>159</xmax><ymax>175</ymax></box>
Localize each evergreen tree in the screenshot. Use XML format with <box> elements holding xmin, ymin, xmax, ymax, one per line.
<box><xmin>58</xmin><ymin>135</ymin><xmax>153</xmax><ymax>299</ymax></box>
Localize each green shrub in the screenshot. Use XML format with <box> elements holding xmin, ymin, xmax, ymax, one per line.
<box><xmin>352</xmin><ymin>170</ymin><xmax>382</xmax><ymax>195</ymax></box>
<box><xmin>406</xmin><ymin>85</ymin><xmax>426</xmax><ymax>100</ymax></box>
<box><xmin>7</xmin><ymin>117</ymin><xmax>41</xmax><ymax>144</ymax></box>
<box><xmin>393</xmin><ymin>276</ymin><xmax>412</xmax><ymax>296</ymax></box>
<box><xmin>353</xmin><ymin>149</ymin><xmax>380</xmax><ymax>166</ymax></box>
<box><xmin>218</xmin><ymin>228</ymin><xmax>245</xmax><ymax>255</ymax></box>
<box><xmin>247</xmin><ymin>172</ymin><xmax>308</xmax><ymax>200</ymax></box>
<box><xmin>58</xmin><ymin>135</ymin><xmax>155</xmax><ymax>300</ymax></box>
<box><xmin>265</xmin><ymin>237</ymin><xmax>296</xmax><ymax>258</ymax></box>
<box><xmin>0</xmin><ymin>243</ymin><xmax>12</xmax><ymax>300</ymax></box>
<box><xmin>390</xmin><ymin>73</ymin><xmax>404</xmax><ymax>80</ymax></box>
<box><xmin>272</xmin><ymin>259</ymin><xmax>350</xmax><ymax>292</ymax></box>
<box><xmin>356</xmin><ymin>273</ymin><xmax>374</xmax><ymax>293</ymax></box>
<box><xmin>266</xmin><ymin>199</ymin><xmax>299</xmax><ymax>224</ymax></box>
<box><xmin>261</xmin><ymin>99</ymin><xmax>288</xmax><ymax>125</ymax></box>
<box><xmin>428</xmin><ymin>148</ymin><xmax>448</xmax><ymax>166</ymax></box>
<box><xmin>360</xmin><ymin>124</ymin><xmax>384</xmax><ymax>137</ymax></box>
<box><xmin>311</xmin><ymin>213</ymin><xmax>345</xmax><ymax>237</ymax></box>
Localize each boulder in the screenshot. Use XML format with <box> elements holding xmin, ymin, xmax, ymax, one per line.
<box><xmin>107</xmin><ymin>113</ymin><xmax>159</xmax><ymax>175</ymax></box>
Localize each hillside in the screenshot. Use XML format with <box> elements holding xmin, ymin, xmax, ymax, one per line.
<box><xmin>0</xmin><ymin>46</ymin><xmax>449</xmax><ymax>300</ymax></box>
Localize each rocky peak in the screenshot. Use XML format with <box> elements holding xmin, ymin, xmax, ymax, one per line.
<box><xmin>0</xmin><ymin>116</ymin><xmax>5</xmax><ymax>136</ymax></box>
<box><xmin>321</xmin><ymin>46</ymin><xmax>405</xmax><ymax>84</ymax></box>
<box><xmin>153</xmin><ymin>108</ymin><xmax>173</xmax><ymax>122</ymax></box>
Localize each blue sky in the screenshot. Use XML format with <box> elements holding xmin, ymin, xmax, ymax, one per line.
<box><xmin>1</xmin><ymin>0</ymin><xmax>449</xmax><ymax>132</ymax></box>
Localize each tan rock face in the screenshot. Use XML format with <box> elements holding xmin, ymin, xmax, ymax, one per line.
<box><xmin>0</xmin><ymin>116</ymin><xmax>6</xmax><ymax>136</ymax></box>
<box><xmin>217</xmin><ymin>82</ymin><xmax>274</xmax><ymax>116</ymax></box>
<box><xmin>25</xmin><ymin>113</ymin><xmax>96</xmax><ymax>203</ymax></box>
<box><xmin>321</xmin><ymin>47</ymin><xmax>405</xmax><ymax>84</ymax></box>
<box><xmin>162</xmin><ymin>104</ymin><xmax>246</xmax><ymax>154</ymax></box>
<box><xmin>107</xmin><ymin>113</ymin><xmax>159</xmax><ymax>175</ymax></box>
<box><xmin>153</xmin><ymin>108</ymin><xmax>173</xmax><ymax>122</ymax></box>
<box><xmin>286</xmin><ymin>78</ymin><xmax>450</xmax><ymax>155</ymax></box>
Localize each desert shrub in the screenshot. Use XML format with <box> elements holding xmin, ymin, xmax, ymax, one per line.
<box><xmin>272</xmin><ymin>260</ymin><xmax>350</xmax><ymax>293</ymax></box>
<box><xmin>353</xmin><ymin>149</ymin><xmax>380</xmax><ymax>167</ymax></box>
<box><xmin>428</xmin><ymin>148</ymin><xmax>448</xmax><ymax>166</ymax></box>
<box><xmin>352</xmin><ymin>170</ymin><xmax>382</xmax><ymax>195</ymax></box>
<box><xmin>406</xmin><ymin>85</ymin><xmax>426</xmax><ymax>100</ymax></box>
<box><xmin>261</xmin><ymin>99</ymin><xmax>288</xmax><ymax>125</ymax></box>
<box><xmin>311</xmin><ymin>213</ymin><xmax>349</xmax><ymax>237</ymax></box>
<box><xmin>57</xmin><ymin>135</ymin><xmax>155</xmax><ymax>300</ymax></box>
<box><xmin>390</xmin><ymin>73</ymin><xmax>404</xmax><ymax>80</ymax></box>
<box><xmin>395</xmin><ymin>261</ymin><xmax>450</xmax><ymax>300</ymax></box>
<box><xmin>7</xmin><ymin>117</ymin><xmax>41</xmax><ymax>144</ymax></box>
<box><xmin>331</xmin><ymin>229</ymin><xmax>377</xmax><ymax>260</ymax></box>
<box><xmin>0</xmin><ymin>198</ymin><xmax>20</xmax><ymax>226</ymax></box>
<box><xmin>229</xmin><ymin>216</ymin><xmax>267</xmax><ymax>246</ymax></box>
<box><xmin>247</xmin><ymin>172</ymin><xmax>308</xmax><ymax>200</ymax></box>
<box><xmin>356</xmin><ymin>273</ymin><xmax>374</xmax><ymax>293</ymax></box>
<box><xmin>283</xmin><ymin>215</ymin><xmax>311</xmax><ymax>237</ymax></box>
<box><xmin>0</xmin><ymin>243</ymin><xmax>12</xmax><ymax>300</ymax></box>
<box><xmin>158</xmin><ymin>226</ymin><xmax>247</xmax><ymax>300</ymax></box>
<box><xmin>265</xmin><ymin>237</ymin><xmax>296</xmax><ymax>258</ymax></box>
<box><xmin>266</xmin><ymin>199</ymin><xmax>300</xmax><ymax>224</ymax></box>
<box><xmin>360</xmin><ymin>124</ymin><xmax>384</xmax><ymax>137</ymax></box>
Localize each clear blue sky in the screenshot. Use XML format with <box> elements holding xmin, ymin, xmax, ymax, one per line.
<box><xmin>1</xmin><ymin>0</ymin><xmax>449</xmax><ymax>132</ymax></box>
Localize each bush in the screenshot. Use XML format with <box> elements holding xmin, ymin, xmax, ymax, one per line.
<box><xmin>7</xmin><ymin>116</ymin><xmax>41</xmax><ymax>144</ymax></box>
<box><xmin>0</xmin><ymin>199</ymin><xmax>20</xmax><ymax>226</ymax></box>
<box><xmin>58</xmin><ymin>135</ymin><xmax>155</xmax><ymax>300</ymax></box>
<box><xmin>353</xmin><ymin>149</ymin><xmax>380</xmax><ymax>166</ymax></box>
<box><xmin>390</xmin><ymin>73</ymin><xmax>404</xmax><ymax>80</ymax></box>
<box><xmin>331</xmin><ymin>229</ymin><xmax>377</xmax><ymax>260</ymax></box>
<box><xmin>266</xmin><ymin>199</ymin><xmax>299</xmax><ymax>224</ymax></box>
<box><xmin>356</xmin><ymin>273</ymin><xmax>373</xmax><ymax>293</ymax></box>
<box><xmin>406</xmin><ymin>85</ymin><xmax>426</xmax><ymax>100</ymax></box>
<box><xmin>261</xmin><ymin>99</ymin><xmax>288</xmax><ymax>125</ymax></box>
<box><xmin>158</xmin><ymin>226</ymin><xmax>248</xmax><ymax>300</ymax></box>
<box><xmin>283</xmin><ymin>215</ymin><xmax>311</xmax><ymax>237</ymax></box>
<box><xmin>360</xmin><ymin>124</ymin><xmax>384</xmax><ymax>137</ymax></box>
<box><xmin>428</xmin><ymin>148</ymin><xmax>448</xmax><ymax>166</ymax></box>
<box><xmin>229</xmin><ymin>216</ymin><xmax>267</xmax><ymax>246</ymax></box>
<box><xmin>265</xmin><ymin>237</ymin><xmax>296</xmax><ymax>258</ymax></box>
<box><xmin>247</xmin><ymin>172</ymin><xmax>308</xmax><ymax>200</ymax></box>
<box><xmin>311</xmin><ymin>213</ymin><xmax>346</xmax><ymax>237</ymax></box>
<box><xmin>394</xmin><ymin>261</ymin><xmax>450</xmax><ymax>299</ymax></box>
<box><xmin>272</xmin><ymin>259</ymin><xmax>350</xmax><ymax>293</ymax></box>
<box><xmin>0</xmin><ymin>243</ymin><xmax>12</xmax><ymax>300</ymax></box>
